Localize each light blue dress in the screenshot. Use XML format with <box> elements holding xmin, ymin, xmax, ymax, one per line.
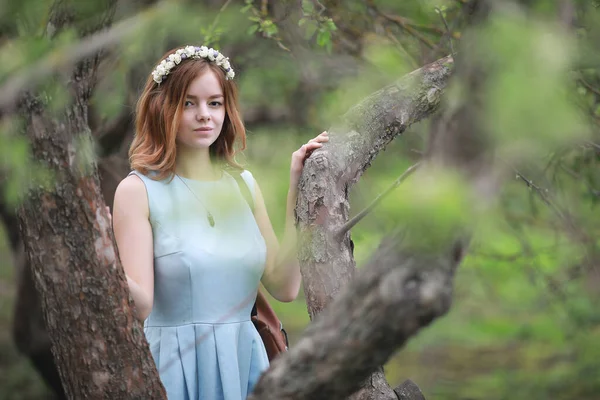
<box><xmin>129</xmin><ymin>170</ymin><xmax>270</xmax><ymax>400</ymax></box>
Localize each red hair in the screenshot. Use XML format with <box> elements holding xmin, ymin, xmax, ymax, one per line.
<box><xmin>129</xmin><ymin>47</ymin><xmax>246</xmax><ymax>180</ymax></box>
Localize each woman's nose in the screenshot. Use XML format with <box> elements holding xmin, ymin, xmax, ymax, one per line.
<box><xmin>196</xmin><ymin>105</ymin><xmax>210</xmax><ymax>121</ymax></box>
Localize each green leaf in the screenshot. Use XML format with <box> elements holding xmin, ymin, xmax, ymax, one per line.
<box><xmin>316</xmin><ymin>30</ymin><xmax>331</xmax><ymax>47</ymax></box>
<box><xmin>303</xmin><ymin>20</ymin><xmax>318</xmax><ymax>40</ymax></box>
<box><xmin>247</xmin><ymin>24</ymin><xmax>259</xmax><ymax>35</ymax></box>
<box><xmin>302</xmin><ymin>0</ymin><xmax>315</xmax><ymax>13</ymax></box>
<box><xmin>264</xmin><ymin>22</ymin><xmax>278</xmax><ymax>37</ymax></box>
<box><xmin>325</xmin><ymin>18</ymin><xmax>337</xmax><ymax>31</ymax></box>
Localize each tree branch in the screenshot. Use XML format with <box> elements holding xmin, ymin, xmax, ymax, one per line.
<box><xmin>394</xmin><ymin>379</ymin><xmax>426</xmax><ymax>400</ymax></box>
<box><xmin>249</xmin><ymin>233</ymin><xmax>462</xmax><ymax>400</ymax></box>
<box><xmin>295</xmin><ymin>54</ymin><xmax>453</xmax><ymax>320</ymax></box>
<box><xmin>336</xmin><ymin>162</ymin><xmax>420</xmax><ymax>237</ymax></box>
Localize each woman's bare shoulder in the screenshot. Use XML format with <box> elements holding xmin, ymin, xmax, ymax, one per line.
<box><xmin>114</xmin><ymin>174</ymin><xmax>149</xmax><ymax>215</ymax></box>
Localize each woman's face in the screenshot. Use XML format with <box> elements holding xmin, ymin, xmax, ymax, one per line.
<box><xmin>176</xmin><ymin>69</ymin><xmax>225</xmax><ymax>151</ymax></box>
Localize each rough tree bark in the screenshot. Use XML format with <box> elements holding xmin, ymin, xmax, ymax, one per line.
<box><xmin>15</xmin><ymin>1</ymin><xmax>166</xmax><ymax>399</ymax></box>
<box><xmin>296</xmin><ymin>55</ymin><xmax>454</xmax><ymax>319</ymax></box>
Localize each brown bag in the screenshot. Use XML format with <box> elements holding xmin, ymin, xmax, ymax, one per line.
<box><xmin>251</xmin><ymin>290</ymin><xmax>289</xmax><ymax>361</ymax></box>
<box><xmin>230</xmin><ymin>170</ymin><xmax>290</xmax><ymax>361</ymax></box>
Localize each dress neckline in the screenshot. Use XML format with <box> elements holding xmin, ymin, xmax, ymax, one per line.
<box><xmin>176</xmin><ymin>170</ymin><xmax>228</xmax><ymax>184</ymax></box>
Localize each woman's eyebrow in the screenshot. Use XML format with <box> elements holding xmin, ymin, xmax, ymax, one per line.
<box><xmin>185</xmin><ymin>94</ymin><xmax>224</xmax><ymax>99</ymax></box>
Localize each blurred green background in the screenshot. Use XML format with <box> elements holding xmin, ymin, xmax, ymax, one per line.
<box><xmin>1</xmin><ymin>0</ymin><xmax>599</xmax><ymax>399</ymax></box>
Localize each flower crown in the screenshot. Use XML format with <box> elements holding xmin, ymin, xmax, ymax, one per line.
<box><xmin>151</xmin><ymin>45</ymin><xmax>235</xmax><ymax>84</ymax></box>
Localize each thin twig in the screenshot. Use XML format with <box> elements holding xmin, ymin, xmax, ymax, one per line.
<box><xmin>507</xmin><ymin>163</ymin><xmax>586</xmax><ymax>240</ymax></box>
<box><xmin>385</xmin><ymin>29</ymin><xmax>419</xmax><ymax>70</ymax></box>
<box><xmin>579</xmin><ymin>76</ymin><xmax>600</xmax><ymax>97</ymax></box>
<box><xmin>203</xmin><ymin>0</ymin><xmax>234</xmax><ymax>45</ymax></box>
<box><xmin>336</xmin><ymin>162</ymin><xmax>420</xmax><ymax>237</ymax></box>
<box><xmin>382</xmin><ymin>13</ymin><xmax>448</xmax><ymax>36</ymax></box>
<box><xmin>435</xmin><ymin>7</ymin><xmax>456</xmax><ymax>58</ymax></box>
<box><xmin>313</xmin><ymin>0</ymin><xmax>326</xmax><ymax>16</ymax></box>
<box><xmin>502</xmin><ymin>158</ymin><xmax>580</xmax><ymax>236</ymax></box>
<box><xmin>0</xmin><ymin>2</ymin><xmax>166</xmax><ymax>113</ymax></box>
<box><xmin>559</xmin><ymin>163</ymin><xmax>579</xmax><ymax>179</ymax></box>
<box><xmin>379</xmin><ymin>13</ymin><xmax>437</xmax><ymax>49</ymax></box>
<box><xmin>584</xmin><ymin>140</ymin><xmax>600</xmax><ymax>150</ymax></box>
<box><xmin>512</xmin><ymin>167</ymin><xmax>553</xmax><ymax>207</ymax></box>
<box><xmin>559</xmin><ymin>164</ymin><xmax>600</xmax><ymax>198</ymax></box>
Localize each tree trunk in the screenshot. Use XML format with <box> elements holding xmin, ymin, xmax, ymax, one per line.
<box><xmin>15</xmin><ymin>1</ymin><xmax>166</xmax><ymax>399</ymax></box>
<box><xmin>297</xmin><ymin>55</ymin><xmax>454</xmax><ymax>320</ymax></box>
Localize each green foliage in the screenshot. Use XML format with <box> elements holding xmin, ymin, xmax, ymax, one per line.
<box><xmin>238</xmin><ymin>53</ymin><xmax>300</xmax><ymax>113</ymax></box>
<box><xmin>241</xmin><ymin>0</ymin><xmax>280</xmax><ymax>39</ymax></box>
<box><xmin>299</xmin><ymin>0</ymin><xmax>337</xmax><ymax>53</ymax></box>
<box><xmin>315</xmin><ymin>41</ymin><xmax>410</xmax><ymax>126</ymax></box>
<box><xmin>476</xmin><ymin>12</ymin><xmax>590</xmax><ymax>159</ymax></box>
<box><xmin>90</xmin><ymin>61</ymin><xmax>127</xmax><ymax>120</ymax></box>
<box><xmin>241</xmin><ymin>0</ymin><xmax>337</xmax><ymax>52</ymax></box>
<box><xmin>377</xmin><ymin>0</ymin><xmax>451</xmax><ymax>25</ymax></box>
<box><xmin>0</xmin><ymin>118</ymin><xmax>54</xmax><ymax>207</ymax></box>
<box><xmin>0</xmin><ymin>0</ymin><xmax>52</xmax><ymax>36</ymax></box>
<box><xmin>377</xmin><ymin>167</ymin><xmax>472</xmax><ymax>252</ymax></box>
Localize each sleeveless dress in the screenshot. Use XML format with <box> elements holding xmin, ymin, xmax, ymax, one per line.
<box><xmin>129</xmin><ymin>170</ymin><xmax>270</xmax><ymax>400</ymax></box>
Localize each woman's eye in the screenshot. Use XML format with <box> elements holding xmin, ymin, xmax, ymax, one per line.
<box><xmin>210</xmin><ymin>101</ymin><xmax>223</xmax><ymax>107</ymax></box>
<box><xmin>184</xmin><ymin>100</ymin><xmax>194</xmax><ymax>107</ymax></box>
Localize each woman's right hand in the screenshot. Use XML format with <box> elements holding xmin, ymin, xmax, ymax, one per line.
<box><xmin>289</xmin><ymin>131</ymin><xmax>329</xmax><ymax>189</ymax></box>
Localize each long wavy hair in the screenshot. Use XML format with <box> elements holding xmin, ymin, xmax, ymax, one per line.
<box><xmin>129</xmin><ymin>47</ymin><xmax>246</xmax><ymax>180</ymax></box>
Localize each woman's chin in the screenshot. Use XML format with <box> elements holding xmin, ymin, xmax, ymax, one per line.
<box><xmin>178</xmin><ymin>140</ymin><xmax>216</xmax><ymax>151</ymax></box>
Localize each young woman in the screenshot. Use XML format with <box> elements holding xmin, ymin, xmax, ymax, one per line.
<box><xmin>112</xmin><ymin>45</ymin><xmax>328</xmax><ymax>399</ymax></box>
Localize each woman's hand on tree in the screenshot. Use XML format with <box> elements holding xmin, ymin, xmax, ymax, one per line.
<box><xmin>290</xmin><ymin>131</ymin><xmax>329</xmax><ymax>189</ymax></box>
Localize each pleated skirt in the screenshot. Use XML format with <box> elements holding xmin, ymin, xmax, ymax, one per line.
<box><xmin>145</xmin><ymin>321</ymin><xmax>270</xmax><ymax>400</ymax></box>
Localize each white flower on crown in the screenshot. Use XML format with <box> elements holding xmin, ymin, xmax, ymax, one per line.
<box><xmin>184</xmin><ymin>46</ymin><xmax>195</xmax><ymax>57</ymax></box>
<box><xmin>151</xmin><ymin>45</ymin><xmax>236</xmax><ymax>84</ymax></box>
<box><xmin>168</xmin><ymin>53</ymin><xmax>181</xmax><ymax>64</ymax></box>
<box><xmin>207</xmin><ymin>51</ymin><xmax>218</xmax><ymax>62</ymax></box>
<box><xmin>198</xmin><ymin>46</ymin><xmax>209</xmax><ymax>58</ymax></box>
